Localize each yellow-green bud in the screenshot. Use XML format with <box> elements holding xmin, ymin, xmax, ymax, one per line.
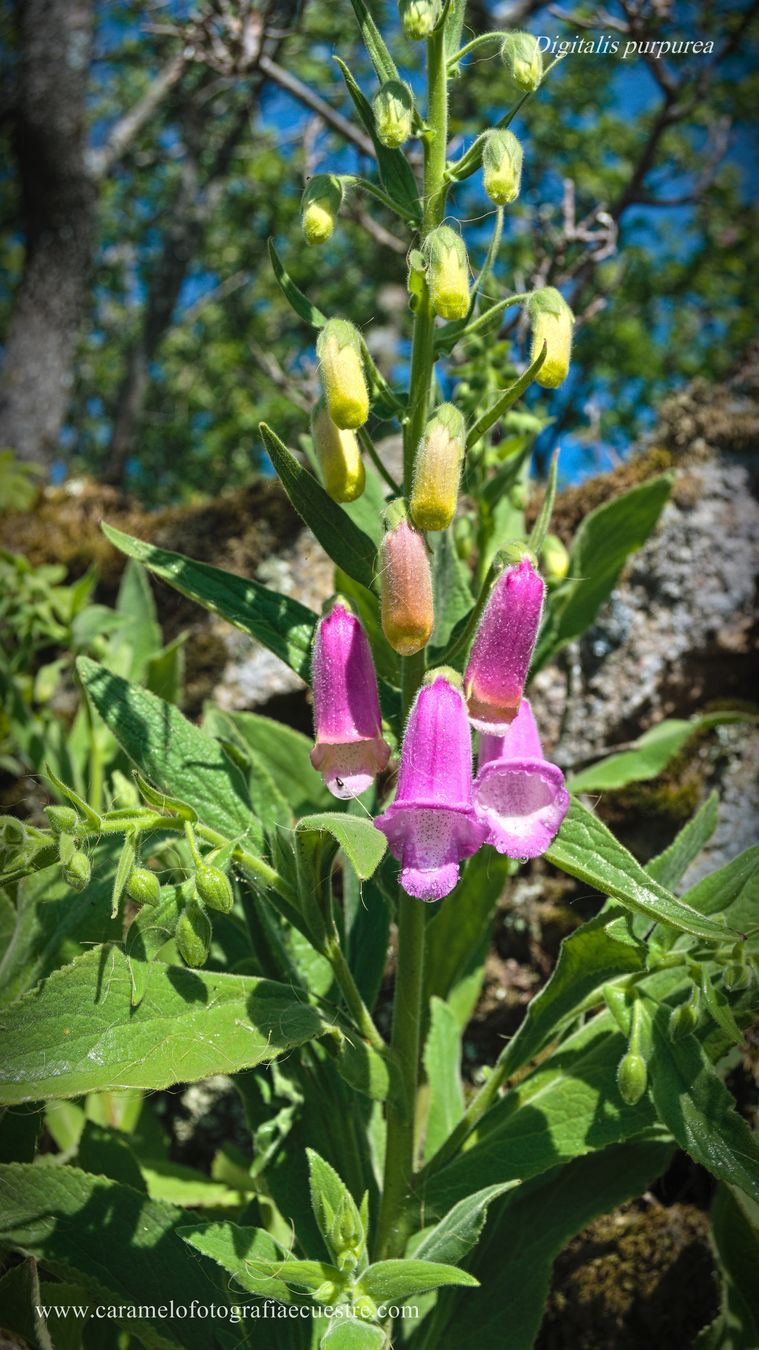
<box><xmin>63</xmin><ymin>850</ymin><xmax>91</xmax><ymax>892</ymax></box>
<box><xmin>312</xmin><ymin>1281</ymin><xmax>340</xmax><ymax>1305</ymax></box>
<box><xmin>311</xmin><ymin>400</ymin><xmax>365</xmax><ymax>502</ymax></box>
<box><xmin>501</xmin><ymin>32</ymin><xmax>543</xmax><ymax>93</ymax></box>
<box><xmin>352</xmin><ymin>1294</ymin><xmax>379</xmax><ymax>1320</ymax></box>
<box><xmin>528</xmin><ymin>287</ymin><xmax>574</xmax><ymax>389</ymax></box>
<box><xmin>317</xmin><ymin>319</ymin><xmax>370</xmax><ymax>430</ymax></box>
<box><xmin>399</xmin><ymin>0</ymin><xmax>440</xmax><ymax>40</ymax></box>
<box><xmin>616</xmin><ymin>1051</ymin><xmax>648</xmax><ymax>1106</ymax></box>
<box><xmin>542</xmin><ymin>533</ymin><xmax>570</xmax><ymax>581</ymax></box>
<box><xmin>410</xmin><ymin>403</ymin><xmax>466</xmax><ymax>531</ymax></box>
<box><xmin>195</xmin><ymin>862</ymin><xmax>234</xmax><ymax>914</ymax></box>
<box><xmin>301</xmin><ymin>174</ymin><xmax>343</xmax><ymax>246</ymax></box>
<box><xmin>372</xmin><ymin>79</ymin><xmax>415</xmax><ymax>148</ymax></box>
<box><xmin>482</xmin><ymin>129</ymin><xmax>523</xmax><ymax>206</ymax></box>
<box><xmin>176</xmin><ymin>899</ymin><xmax>212</xmax><ymax>968</ymax></box>
<box><xmin>424</xmin><ymin>225</ymin><xmax>470</xmax><ymax>322</ymax></box>
<box><xmin>46</xmin><ymin>805</ymin><xmax>79</xmax><ymax>835</ymax></box>
<box><xmin>126</xmin><ymin>866</ymin><xmax>161</xmax><ymax>908</ymax></box>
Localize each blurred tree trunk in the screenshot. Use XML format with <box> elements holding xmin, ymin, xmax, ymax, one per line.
<box><xmin>0</xmin><ymin>0</ymin><xmax>96</xmax><ymax>469</ymax></box>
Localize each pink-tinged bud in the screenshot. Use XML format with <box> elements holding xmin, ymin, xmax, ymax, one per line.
<box><xmin>374</xmin><ymin>673</ymin><xmax>487</xmax><ymax>901</ymax></box>
<box><xmin>473</xmin><ymin>699</ymin><xmax>569</xmax><ymax>858</ymax></box>
<box><xmin>310</xmin><ymin>602</ymin><xmax>390</xmax><ymax>799</ymax></box>
<box><xmin>380</xmin><ymin>513</ymin><xmax>434</xmax><ymax>656</ymax></box>
<box><xmin>464</xmin><ymin>556</ymin><xmax>545</xmax><ymax>733</ymax></box>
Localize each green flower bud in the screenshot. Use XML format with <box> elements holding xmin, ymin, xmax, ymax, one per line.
<box><xmin>311</xmin><ymin>400</ymin><xmax>365</xmax><ymax>502</ymax></box>
<box><xmin>46</xmin><ymin>805</ymin><xmax>79</xmax><ymax>835</ymax></box>
<box><xmin>399</xmin><ymin>0</ymin><xmax>440</xmax><ymax>40</ymax></box>
<box><xmin>528</xmin><ymin>287</ymin><xmax>574</xmax><ymax>389</ymax></box>
<box><xmin>312</xmin><ymin>1281</ymin><xmax>340</xmax><ymax>1305</ymax></box>
<box><xmin>423</xmin><ymin>225</ymin><xmax>470</xmax><ymax>321</ymax></box>
<box><xmin>126</xmin><ymin>866</ymin><xmax>161</xmax><ymax>908</ymax></box>
<box><xmin>616</xmin><ymin>1051</ymin><xmax>648</xmax><ymax>1106</ymax></box>
<box><xmin>175</xmin><ymin>899</ymin><xmax>213</xmax><ymax>968</ymax></box>
<box><xmin>724</xmin><ymin>961</ymin><xmax>752</xmax><ymax>992</ymax></box>
<box><xmin>501</xmin><ymin>32</ymin><xmax>543</xmax><ymax>93</ymax></box>
<box><xmin>352</xmin><ymin>1294</ymin><xmax>379</xmax><ymax>1320</ymax></box>
<box><xmin>482</xmin><ymin>129</ymin><xmax>523</xmax><ymax>206</ymax></box>
<box><xmin>195</xmin><ymin>862</ymin><xmax>234</xmax><ymax>914</ymax></box>
<box><xmin>372</xmin><ymin>79</ymin><xmax>415</xmax><ymax>148</ymax></box>
<box><xmin>63</xmin><ymin>850</ymin><xmax>91</xmax><ymax>892</ymax></box>
<box><xmin>542</xmin><ymin>533</ymin><xmax>570</xmax><ymax>582</ymax></box>
<box><xmin>317</xmin><ymin>319</ymin><xmax>370</xmax><ymax>430</ymax></box>
<box><xmin>410</xmin><ymin>403</ymin><xmax>467</xmax><ymax>531</ymax></box>
<box><xmin>454</xmin><ymin>514</ymin><xmax>475</xmax><ymax>561</ymax></box>
<box><xmin>301</xmin><ymin>174</ymin><xmax>343</xmax><ymax>246</ymax></box>
<box><xmin>668</xmin><ymin>995</ymin><xmax>700</xmax><ymax>1041</ymax></box>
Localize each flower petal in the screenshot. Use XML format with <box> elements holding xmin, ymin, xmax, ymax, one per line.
<box><xmin>473</xmin><ymin>756</ymin><xmax>569</xmax><ymax>858</ymax></box>
<box><xmin>375</xmin><ymin>803</ymin><xmax>487</xmax><ymax>901</ymax></box>
<box><xmin>311</xmin><ymin>737</ymin><xmax>390</xmax><ymax>800</ymax></box>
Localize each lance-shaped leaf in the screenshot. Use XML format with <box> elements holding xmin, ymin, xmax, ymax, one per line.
<box><xmin>357</xmin><ymin>1259</ymin><xmax>479</xmax><ymax>1301</ymax></box>
<box><xmin>268</xmin><ymin>238</ymin><xmax>327</xmax><ymax>329</ymax></box>
<box><xmin>646</xmin><ymin>791</ymin><xmax>719</xmax><ymax>889</ymax></box>
<box><xmin>0</xmin><ymin>945</ymin><xmax>326</xmax><ymax>1104</ymax></box>
<box><xmin>334</xmin><ymin>58</ymin><xmax>420</xmax><ymax>218</ymax></box>
<box><xmin>102</xmin><ymin>522</ymin><xmax>317</xmax><ymax>681</ymax></box>
<box><xmin>260</xmin><ymin>423</ymin><xmax>377</xmax><ymax>593</ymax></box>
<box><xmin>423</xmin><ymin>998</ymin><xmax>465</xmax><ymax>1162</ymax></box>
<box><xmin>179</xmin><ymin>1219</ymin><xmax>295</xmax><ymax>1302</ymax></box>
<box><xmin>680</xmin><ymin>844</ymin><xmax>759</xmax><ymax>930</ymax></box>
<box><xmin>410</xmin><ymin>1182</ymin><xmax>519</xmax><ymax>1266</ymax></box>
<box><xmin>569</xmin><ymin>712</ymin><xmax>754</xmax><ymax>794</ymax></box>
<box><xmin>349</xmin><ymin>0</ymin><xmax>400</xmax><ymax>82</ymax></box>
<box><xmin>545</xmin><ymin>800</ymin><xmax>732</xmax><ymax>942</ymax></box>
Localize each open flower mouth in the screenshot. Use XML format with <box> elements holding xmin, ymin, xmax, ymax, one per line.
<box><xmin>473</xmin><ymin>757</ymin><xmax>569</xmax><ymax>858</ymax></box>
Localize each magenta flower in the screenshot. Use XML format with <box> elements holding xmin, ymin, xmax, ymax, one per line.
<box><xmin>374</xmin><ymin>673</ymin><xmax>487</xmax><ymax>901</ymax></box>
<box><xmin>473</xmin><ymin>699</ymin><xmax>569</xmax><ymax>858</ymax></box>
<box><xmin>464</xmin><ymin>555</ymin><xmax>545</xmax><ymax>734</ymax></box>
<box><xmin>310</xmin><ymin>602</ymin><xmax>390</xmax><ymax>799</ymax></box>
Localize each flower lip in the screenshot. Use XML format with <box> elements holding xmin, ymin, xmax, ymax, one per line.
<box><xmin>311</xmin><ymin>739</ymin><xmax>390</xmax><ymax>800</ymax></box>
<box><xmin>375</xmin><ymin>801</ymin><xmax>487</xmax><ymax>901</ymax></box>
<box><xmin>473</xmin><ymin>755</ymin><xmax>569</xmax><ymax>858</ymax></box>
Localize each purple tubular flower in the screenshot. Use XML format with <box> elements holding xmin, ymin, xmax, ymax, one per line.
<box><xmin>473</xmin><ymin>699</ymin><xmax>569</xmax><ymax>858</ymax></box>
<box><xmin>464</xmin><ymin>556</ymin><xmax>545</xmax><ymax>734</ymax></box>
<box><xmin>374</xmin><ymin>673</ymin><xmax>488</xmax><ymax>901</ymax></box>
<box><xmin>310</xmin><ymin>602</ymin><xmax>390</xmax><ymax>799</ymax></box>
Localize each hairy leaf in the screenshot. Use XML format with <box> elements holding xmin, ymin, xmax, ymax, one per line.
<box><xmin>297</xmin><ymin>814</ymin><xmax>387</xmax><ymax>881</ymax></box>
<box><xmin>569</xmin><ymin>713</ymin><xmax>753</xmax><ymax>793</ymax></box>
<box><xmin>423</xmin><ymin>998</ymin><xmax>464</xmax><ymax>1162</ymax></box>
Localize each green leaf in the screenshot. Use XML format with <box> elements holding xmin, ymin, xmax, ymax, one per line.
<box><xmin>112</xmin><ymin>558</ymin><xmax>162</xmax><ymax>681</ymax></box>
<box><xmin>411</xmin><ymin>1183</ymin><xmax>519</xmax><ymax>1267</ymax></box>
<box><xmin>179</xmin><ymin>1219</ymin><xmax>293</xmax><ymax>1301</ymax></box>
<box><xmin>268</xmin><ymin>237</ymin><xmax>327</xmax><ymax>328</ymax></box>
<box><xmin>297</xmin><ymin>814</ymin><xmax>387</xmax><ymax>881</ymax></box>
<box><xmin>111</xmin><ymin>829</ymin><xmax>137</xmax><ymax>918</ymax></box>
<box><xmin>535</xmin><ymin>474</ymin><xmax>673</xmax><ymax>670</ymax></box>
<box><xmin>0</xmin><ymin>1257</ymin><xmax>55</xmax><ymax>1350</ymax></box>
<box><xmin>545</xmin><ymin>799</ymin><xmax>731</xmax><ymax>942</ymax></box>
<box><xmin>527</xmin><ymin>448</ymin><xmax>559</xmax><ymax>555</ymax></box>
<box><xmin>646</xmin><ymin>791</ymin><xmax>719</xmax><ymax>889</ymax></box>
<box><xmin>647</xmin><ymin>1003</ymin><xmax>759</xmax><ymax>1199</ymax></box>
<box><xmin>417</xmin><ymin>1142</ymin><xmax>672</xmax><ymax>1350</ymax></box>
<box><xmin>423</xmin><ymin>998</ymin><xmax>464</xmax><ymax>1162</ymax></box>
<box><xmin>697</xmin><ymin>1186</ymin><xmax>759</xmax><ymax>1350</ymax></box>
<box><xmin>425</xmin><ymin>849</ymin><xmax>511</xmax><ymax>1027</ymax></box>
<box><xmin>202</xmin><ymin>706</ymin><xmax>293</xmax><ymax>829</ymax></box>
<box><xmin>679</xmin><ymin>845</ymin><xmax>759</xmax><ymax>929</ymax></box>
<box><xmin>0</xmin><ymin>945</ymin><xmax>326</xmax><ymax>1103</ymax></box>
<box><xmin>569</xmin><ymin>713</ymin><xmax>754</xmax><ymax>793</ymax></box>
<box><xmin>125</xmin><ymin>884</ymin><xmax>183</xmax><ymax>1006</ymax></box>
<box><xmin>321</xmin><ymin>1322</ymin><xmax>387</xmax><ymax>1350</ymax></box>
<box><xmin>422</xmin><ymin>1013</ymin><xmax>658</xmax><ymax>1214</ymax></box>
<box><xmin>359</xmin><ymin>1259</ymin><xmax>478</xmax><ymax>1301</ymax></box>
<box><xmin>76</xmin><ymin>656</ymin><xmax>261</xmax><ymax>848</ymax></box>
<box><xmin>464</xmin><ymin>345</ymin><xmax>547</xmax><ymax>446</ymax></box>
<box><xmin>429</xmin><ymin>530</ymin><xmax>473</xmax><ymax>651</ymax></box>
<box><xmin>261</xmin><ymin>423</ymin><xmax>378</xmax><ymax>593</ymax></box>
<box><xmin>308</xmin><ymin>1147</ymin><xmax>366</xmax><ymax>1263</ymax></box>
<box><xmin>349</xmin><ymin>0</ymin><xmax>400</xmax><ymax>82</ymax></box>
<box><xmin>495</xmin><ymin>908</ymin><xmax>645</xmax><ymax>1080</ymax></box>
<box><xmin>209</xmin><ymin>709</ymin><xmax>332</xmax><ymax>816</ymax></box>
<box><xmin>77</xmin><ymin>1120</ymin><xmax>147</xmax><ymax>1192</ymax></box>
<box><xmin>334</xmin><ymin>58</ymin><xmax>420</xmax><ymax>218</ymax></box>
<box><xmin>102</xmin><ymin>521</ymin><xmax>317</xmax><ymax>682</ymax></box>
<box><xmin>0</xmin><ymin>1163</ymin><xmax>237</xmax><ymax>1349</ymax></box>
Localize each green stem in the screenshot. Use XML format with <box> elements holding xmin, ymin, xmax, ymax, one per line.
<box><xmin>324</xmin><ymin>935</ymin><xmax>386</xmax><ymax>1053</ymax></box>
<box><xmin>358</xmin><ymin>427</ymin><xmax>401</xmax><ymax>494</ymax></box>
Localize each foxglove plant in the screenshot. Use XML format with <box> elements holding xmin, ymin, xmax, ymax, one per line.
<box><xmin>2</xmin><ymin>4</ymin><xmax>757</xmax><ymax>1347</ymax></box>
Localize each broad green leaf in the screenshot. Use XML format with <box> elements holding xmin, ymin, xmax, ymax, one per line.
<box><xmin>331</xmin><ymin>1033</ymin><xmax>400</xmax><ymax>1109</ymax></box>
<box><xmin>411</xmin><ymin>1183</ymin><xmax>519</xmax><ymax>1268</ymax></box>
<box><xmin>422</xmin><ymin>1013</ymin><xmax>658</xmax><ymax>1214</ymax></box>
<box><xmin>646</xmin><ymin>791</ymin><xmax>719</xmax><ymax>889</ymax></box>
<box><xmin>202</xmin><ymin>705</ymin><xmax>293</xmax><ymax>829</ymax></box>
<box><xmin>77</xmin><ymin>1120</ymin><xmax>147</xmax><ymax>1192</ymax></box>
<box><xmin>424</xmin><ymin>849</ymin><xmax>511</xmax><ymax>1028</ymax></box>
<box><xmin>545</xmin><ymin>799</ymin><xmax>731</xmax><ymax>941</ymax></box>
<box><xmin>680</xmin><ymin>845</ymin><xmax>759</xmax><ymax>929</ymax></box>
<box><xmin>569</xmin><ymin>713</ymin><xmax>754</xmax><ymax>793</ymax></box>
<box><xmin>77</xmin><ymin>656</ymin><xmax>262</xmax><ymax>849</ymax></box>
<box><xmin>0</xmin><ymin>945</ymin><xmax>326</xmax><ymax>1104</ymax></box>
<box><xmin>112</xmin><ymin>558</ymin><xmax>162</xmax><ymax>681</ymax></box>
<box><xmin>102</xmin><ymin>521</ymin><xmax>316</xmax><ymax>681</ymax></box>
<box><xmin>696</xmin><ymin>1186</ymin><xmax>759</xmax><ymax>1350</ymax></box>
<box><xmin>212</xmin><ymin>709</ymin><xmax>332</xmax><ymax>815</ymax></box>
<box><xmin>297</xmin><ymin>813</ymin><xmax>387</xmax><ymax>881</ymax></box>
<box><xmin>179</xmin><ymin>1219</ymin><xmax>293</xmax><ymax>1301</ymax></box>
<box><xmin>345</xmin><ymin>865</ymin><xmax>392</xmax><ymax>1010</ymax></box>
<box><xmin>260</xmin><ymin>423</ymin><xmax>378</xmax><ymax>593</ymax></box>
<box><xmin>535</xmin><ymin>474</ymin><xmax>673</xmax><ymax>670</ymax></box>
<box><xmin>359</xmin><ymin>1259</ymin><xmax>478</xmax><ymax>1301</ymax></box>
<box><xmin>0</xmin><ymin>1257</ymin><xmax>55</xmax><ymax>1350</ymax></box>
<box><xmin>416</xmin><ymin>1142</ymin><xmax>673</xmax><ymax>1350</ymax></box>
<box><xmin>268</xmin><ymin>237</ymin><xmax>327</xmax><ymax>328</ymax></box>
<box><xmin>495</xmin><ymin>908</ymin><xmax>645</xmax><ymax>1080</ymax></box>
<box><xmin>647</xmin><ymin>1003</ymin><xmax>759</xmax><ymax>1199</ymax></box>
<box><xmin>141</xmin><ymin>1159</ymin><xmax>247</xmax><ymax>1209</ymax></box>
<box><xmin>321</xmin><ymin>1322</ymin><xmax>386</xmax><ymax>1349</ymax></box>
<box><xmin>339</xmin><ymin>459</ymin><xmax>388</xmax><ymax>547</ymax></box>
<box><xmin>0</xmin><ymin>1163</ymin><xmax>237</xmax><ymax>1349</ymax></box>
<box><xmin>145</xmin><ymin>633</ymin><xmax>186</xmax><ymax>707</ymax></box>
<box><xmin>423</xmin><ymin>998</ymin><xmax>464</xmax><ymax>1162</ymax></box>
<box><xmin>334</xmin><ymin>58</ymin><xmax>420</xmax><ymax>218</ymax></box>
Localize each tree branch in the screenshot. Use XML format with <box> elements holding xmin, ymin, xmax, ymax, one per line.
<box><xmin>87</xmin><ymin>51</ymin><xmax>186</xmax><ymax>180</ymax></box>
<box><xmin>257</xmin><ymin>53</ymin><xmax>373</xmax><ymax>157</ymax></box>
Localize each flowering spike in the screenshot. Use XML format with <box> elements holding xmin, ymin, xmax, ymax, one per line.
<box><xmin>317</xmin><ymin>319</ymin><xmax>370</xmax><ymax>430</ymax></box>
<box><xmin>410</xmin><ymin>403</ymin><xmax>466</xmax><ymax>531</ymax></box>
<box><xmin>301</xmin><ymin>175</ymin><xmax>343</xmax><ymax>246</ymax></box>
<box><xmin>373</xmin><ymin>80</ymin><xmax>415</xmax><ymax>149</ymax></box>
<box><xmin>423</xmin><ymin>226</ymin><xmax>470</xmax><ymax>322</ymax></box>
<box><xmin>528</xmin><ymin>288</ymin><xmax>574</xmax><ymax>389</ymax></box>
<box><xmin>482</xmin><ymin>129</ymin><xmax>523</xmax><ymax>206</ymax></box>
<box><xmin>374</xmin><ymin>673</ymin><xmax>487</xmax><ymax>901</ymax></box>
<box><xmin>399</xmin><ymin>0</ymin><xmax>440</xmax><ymax>41</ymax></box>
<box><xmin>311</xmin><ymin>401</ymin><xmax>365</xmax><ymax>503</ymax></box>
<box><xmin>310</xmin><ymin>602</ymin><xmax>390</xmax><ymax>799</ymax></box>
<box><xmin>380</xmin><ymin>510</ymin><xmax>434</xmax><ymax>655</ymax></box>
<box><xmin>464</xmin><ymin>555</ymin><xmax>545</xmax><ymax>732</ymax></box>
<box><xmin>473</xmin><ymin>699</ymin><xmax>569</xmax><ymax>858</ymax></box>
<box><xmin>501</xmin><ymin>32</ymin><xmax>543</xmax><ymax>93</ymax></box>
